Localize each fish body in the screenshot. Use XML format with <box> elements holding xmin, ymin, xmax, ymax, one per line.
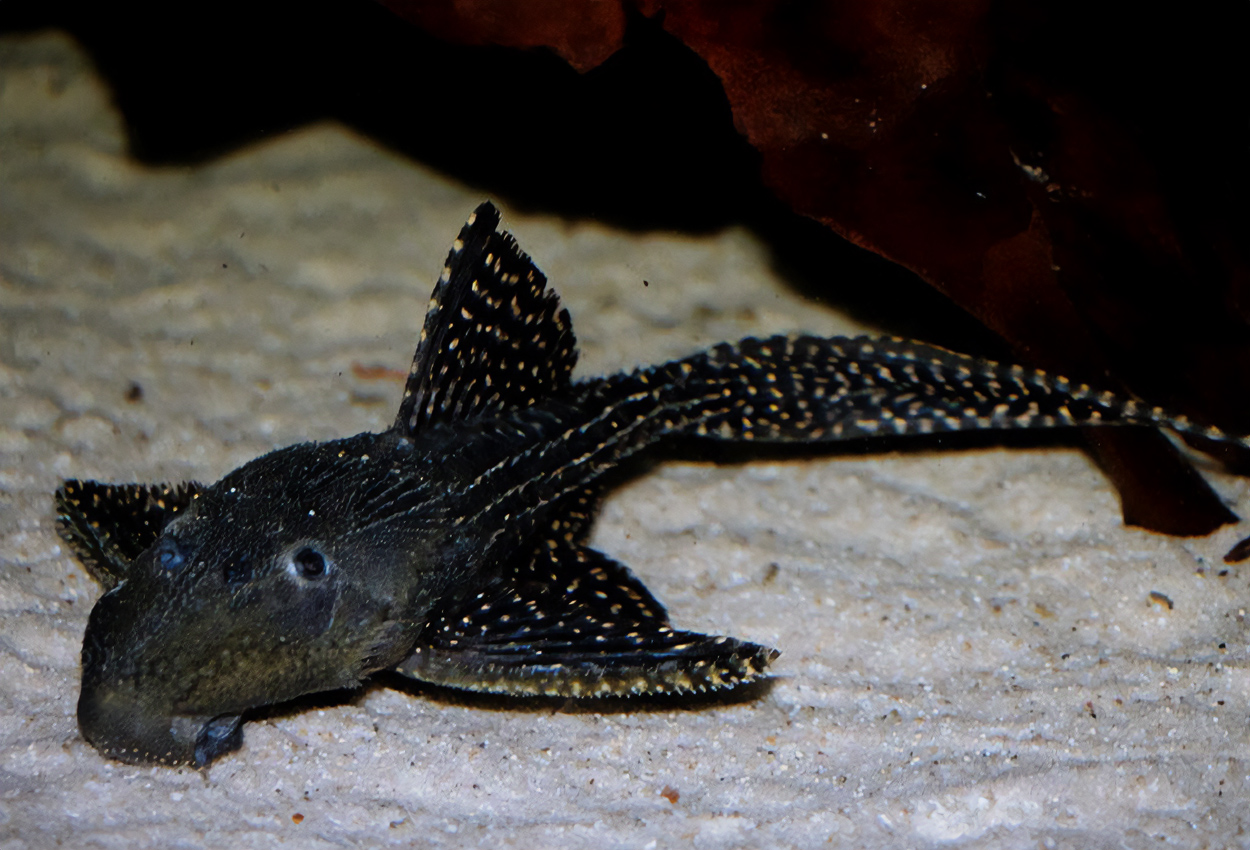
<box><xmin>55</xmin><ymin>203</ymin><xmax>1244</xmax><ymax>767</ymax></box>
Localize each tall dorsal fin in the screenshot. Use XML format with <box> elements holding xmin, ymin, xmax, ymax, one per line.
<box><xmin>394</xmin><ymin>202</ymin><xmax>578</xmax><ymax>435</ymax></box>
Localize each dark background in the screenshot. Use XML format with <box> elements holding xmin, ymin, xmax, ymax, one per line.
<box><xmin>2</xmin><ymin>0</ymin><xmax>1244</xmax><ymax>349</ymax></box>
<box><xmin>3</xmin><ymin>0</ymin><xmax>1248</xmax><ymax>534</ymax></box>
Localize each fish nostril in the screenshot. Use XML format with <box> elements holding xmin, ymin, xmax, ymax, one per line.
<box><xmin>222</xmin><ymin>552</ymin><xmax>252</xmax><ymax>585</ymax></box>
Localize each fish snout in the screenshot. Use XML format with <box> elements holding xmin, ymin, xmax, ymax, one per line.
<box><xmin>79</xmin><ymin>588</ymin><xmax>244</xmax><ymax>766</ymax></box>
<box><xmin>77</xmin><ymin>677</ymin><xmax>242</xmax><ymax>766</ymax></box>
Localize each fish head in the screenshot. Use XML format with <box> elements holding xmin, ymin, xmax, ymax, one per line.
<box><xmin>76</xmin><ymin>437</ymin><xmax>430</xmax><ymax>766</ymax></box>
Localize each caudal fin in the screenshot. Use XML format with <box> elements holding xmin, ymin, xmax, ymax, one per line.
<box><xmin>669</xmin><ymin>334</ymin><xmax>1244</xmax><ymax>448</ymax></box>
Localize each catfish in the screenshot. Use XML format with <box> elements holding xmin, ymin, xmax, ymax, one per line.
<box><xmin>55</xmin><ymin>202</ymin><xmax>1246</xmax><ymax>766</ymax></box>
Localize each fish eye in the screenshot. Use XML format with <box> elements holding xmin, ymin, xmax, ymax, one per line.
<box><xmin>288</xmin><ymin>546</ymin><xmax>328</xmax><ymax>580</ymax></box>
<box><xmin>156</xmin><ymin>540</ymin><xmax>184</xmax><ymax>571</ymax></box>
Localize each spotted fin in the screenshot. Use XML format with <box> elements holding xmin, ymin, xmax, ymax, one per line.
<box><xmin>394</xmin><ymin>201</ymin><xmax>578</xmax><ymax>435</ymax></box>
<box><xmin>546</xmin><ymin>485</ymin><xmax>602</xmax><ymax>547</ymax></box>
<box><xmin>396</xmin><ymin>541</ymin><xmax>777</xmax><ymax>698</ymax></box>
<box><xmin>54</xmin><ymin>480</ymin><xmax>202</xmax><ymax>589</ymax></box>
<box><xmin>617</xmin><ymin>334</ymin><xmax>1250</xmax><ymax>447</ymax></box>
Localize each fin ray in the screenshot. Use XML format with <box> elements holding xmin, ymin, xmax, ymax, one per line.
<box><xmin>54</xmin><ymin>480</ymin><xmax>202</xmax><ymax>588</ymax></box>
<box><xmin>396</xmin><ymin>541</ymin><xmax>776</xmax><ymax>697</ymax></box>
<box><xmin>394</xmin><ymin>201</ymin><xmax>578</xmax><ymax>434</ymax></box>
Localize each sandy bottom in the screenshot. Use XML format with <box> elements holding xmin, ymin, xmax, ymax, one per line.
<box><xmin>2</xmin><ymin>32</ymin><xmax>1249</xmax><ymax>849</ymax></box>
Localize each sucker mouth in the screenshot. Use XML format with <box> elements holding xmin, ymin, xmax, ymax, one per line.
<box><xmin>78</xmin><ymin>674</ymin><xmax>246</xmax><ymax>766</ymax></box>
<box><xmin>85</xmin><ymin>714</ymin><xmax>244</xmax><ymax>767</ymax></box>
<box><xmin>193</xmin><ymin>714</ymin><xmax>244</xmax><ymax>767</ymax></box>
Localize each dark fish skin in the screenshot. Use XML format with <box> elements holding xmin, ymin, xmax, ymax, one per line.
<box><xmin>54</xmin><ymin>202</ymin><xmax>1247</xmax><ymax>767</ymax></box>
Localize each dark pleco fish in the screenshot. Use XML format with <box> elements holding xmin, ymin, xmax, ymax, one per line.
<box><xmin>55</xmin><ymin>202</ymin><xmax>1247</xmax><ymax>767</ymax></box>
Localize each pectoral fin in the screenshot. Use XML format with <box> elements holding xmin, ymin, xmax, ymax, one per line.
<box><xmin>54</xmin><ymin>480</ymin><xmax>202</xmax><ymax>588</ymax></box>
<box><xmin>395</xmin><ymin>541</ymin><xmax>777</xmax><ymax>698</ymax></box>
